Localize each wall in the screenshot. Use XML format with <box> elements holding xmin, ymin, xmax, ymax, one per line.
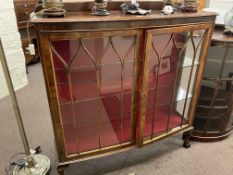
<box><xmin>0</xmin><ymin>0</ymin><xmax>28</xmax><ymax>99</ymax></box>
<box><xmin>208</xmin><ymin>0</ymin><xmax>233</xmax><ymax>10</ymax></box>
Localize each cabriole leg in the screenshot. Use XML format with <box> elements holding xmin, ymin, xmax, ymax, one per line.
<box><xmin>182</xmin><ymin>131</ymin><xmax>192</xmax><ymax>148</ymax></box>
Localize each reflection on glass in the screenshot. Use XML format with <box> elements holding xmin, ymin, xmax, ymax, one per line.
<box><xmin>144</xmin><ymin>30</ymin><xmax>206</xmax><ymax>140</ymax></box>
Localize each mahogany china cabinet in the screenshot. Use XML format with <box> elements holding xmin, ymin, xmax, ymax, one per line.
<box><xmin>31</xmin><ymin>1</ymin><xmax>216</xmax><ymax>174</ymax></box>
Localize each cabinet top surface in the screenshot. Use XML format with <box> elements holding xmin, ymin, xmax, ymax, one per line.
<box><xmin>31</xmin><ymin>10</ymin><xmax>217</xmax><ymax>24</ymax></box>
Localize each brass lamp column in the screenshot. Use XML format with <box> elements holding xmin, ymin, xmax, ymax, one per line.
<box><xmin>0</xmin><ymin>39</ymin><xmax>51</xmax><ymax>175</ymax></box>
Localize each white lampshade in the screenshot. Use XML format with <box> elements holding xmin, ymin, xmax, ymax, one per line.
<box><xmin>224</xmin><ymin>7</ymin><xmax>233</xmax><ymax>32</ymax></box>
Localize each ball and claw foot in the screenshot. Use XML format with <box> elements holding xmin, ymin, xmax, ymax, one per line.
<box><xmin>183</xmin><ymin>140</ymin><xmax>191</xmax><ymax>148</ymax></box>
<box><xmin>57</xmin><ymin>168</ymin><xmax>65</xmax><ymax>175</ymax></box>
<box><xmin>57</xmin><ymin>165</ymin><xmax>69</xmax><ymax>175</ymax></box>
<box><xmin>182</xmin><ymin>131</ymin><xmax>191</xmax><ymax>149</ymax></box>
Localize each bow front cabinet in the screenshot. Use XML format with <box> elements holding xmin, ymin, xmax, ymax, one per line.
<box><xmin>32</xmin><ymin>6</ymin><xmax>216</xmax><ymax>174</ymax></box>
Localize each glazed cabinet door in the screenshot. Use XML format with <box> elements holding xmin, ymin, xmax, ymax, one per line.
<box><xmin>39</xmin><ymin>30</ymin><xmax>141</xmax><ymax>161</ymax></box>
<box><xmin>138</xmin><ymin>24</ymin><xmax>213</xmax><ymax>145</ymax></box>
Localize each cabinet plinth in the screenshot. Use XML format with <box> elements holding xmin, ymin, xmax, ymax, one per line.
<box><xmin>32</xmin><ymin>7</ymin><xmax>216</xmax><ymax>171</ymax></box>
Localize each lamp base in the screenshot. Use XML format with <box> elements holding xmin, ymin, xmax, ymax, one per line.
<box><xmin>41</xmin><ymin>8</ymin><xmax>66</xmax><ymax>17</ymax></box>
<box><xmin>91</xmin><ymin>1</ymin><xmax>110</xmax><ymax>16</ymax></box>
<box><xmin>13</xmin><ymin>154</ymin><xmax>51</xmax><ymax>175</ymax></box>
<box><xmin>91</xmin><ymin>9</ymin><xmax>110</xmax><ymax>16</ymax></box>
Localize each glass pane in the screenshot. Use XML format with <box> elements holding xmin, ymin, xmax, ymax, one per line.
<box><xmin>177</xmin><ymin>65</ymin><xmax>198</xmax><ymax>126</ymax></box>
<box><xmin>75</xmin><ymin>100</ymin><xmax>99</xmax><ymax>152</ymax></box>
<box><xmin>204</xmin><ymin>47</ymin><xmax>233</xmax><ymax>78</ymax></box>
<box><xmin>195</xmin><ymin>80</ymin><xmax>233</xmax><ymax>132</ymax></box>
<box><xmin>144</xmin><ymin>29</ymin><xmax>206</xmax><ymax>141</ymax></box>
<box><xmin>199</xmin><ymin>80</ymin><xmax>230</xmax><ymax>107</ymax></box>
<box><xmin>174</xmin><ymin>98</ymin><xmax>191</xmax><ymax>126</ymax></box>
<box><xmin>50</xmin><ymin>35</ymin><xmax>136</xmax><ymax>155</ymax></box>
<box><xmin>198</xmin><ymin>37</ymin><xmax>233</xmax><ymax>134</ymax></box>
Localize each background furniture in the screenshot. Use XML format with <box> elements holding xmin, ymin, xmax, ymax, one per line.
<box><xmin>192</xmin><ymin>26</ymin><xmax>233</xmax><ymax>141</ymax></box>
<box><xmin>14</xmin><ymin>0</ymin><xmax>39</xmax><ymax>64</ymax></box>
<box><xmin>32</xmin><ymin>1</ymin><xmax>216</xmax><ymax>174</ymax></box>
<box><xmin>198</xmin><ymin>0</ymin><xmax>206</xmax><ymax>10</ymax></box>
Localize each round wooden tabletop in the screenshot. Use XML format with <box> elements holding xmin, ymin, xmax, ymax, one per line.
<box><xmin>211</xmin><ymin>25</ymin><xmax>233</xmax><ymax>46</ymax></box>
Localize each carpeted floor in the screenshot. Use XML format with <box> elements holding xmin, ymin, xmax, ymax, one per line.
<box><xmin>0</xmin><ymin>63</ymin><xmax>233</xmax><ymax>175</ymax></box>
